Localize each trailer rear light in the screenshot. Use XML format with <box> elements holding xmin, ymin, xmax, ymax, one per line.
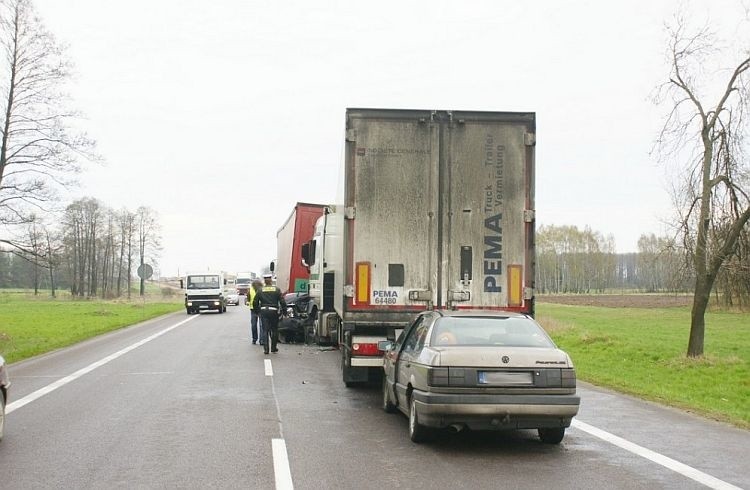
<box><xmin>355</xmin><ymin>262</ymin><xmax>371</xmax><ymax>305</ymax></box>
<box><xmin>508</xmin><ymin>264</ymin><xmax>523</xmax><ymax>307</ymax></box>
<box><xmin>352</xmin><ymin>342</ymin><xmax>379</xmax><ymax>356</ymax></box>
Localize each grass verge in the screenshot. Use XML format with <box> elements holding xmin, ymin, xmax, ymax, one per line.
<box><xmin>0</xmin><ymin>291</ymin><xmax>183</xmax><ymax>364</ymax></box>
<box><xmin>537</xmin><ymin>303</ymin><xmax>750</xmax><ymax>429</ymax></box>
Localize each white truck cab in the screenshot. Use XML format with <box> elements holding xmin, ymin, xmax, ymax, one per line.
<box><xmin>183</xmin><ymin>271</ymin><xmax>227</xmax><ymax>314</ymax></box>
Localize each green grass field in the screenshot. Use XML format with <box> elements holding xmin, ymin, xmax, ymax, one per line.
<box><xmin>537</xmin><ymin>302</ymin><xmax>750</xmax><ymax>429</ymax></box>
<box><xmin>0</xmin><ymin>290</ymin><xmax>183</xmax><ymax>363</ymax></box>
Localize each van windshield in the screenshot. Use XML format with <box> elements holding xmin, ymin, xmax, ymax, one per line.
<box><xmin>187</xmin><ymin>275</ymin><xmax>220</xmax><ymax>289</ymax></box>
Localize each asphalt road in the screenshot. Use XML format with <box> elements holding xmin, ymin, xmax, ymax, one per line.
<box><xmin>1</xmin><ymin>304</ymin><xmax>748</xmax><ymax>489</ymax></box>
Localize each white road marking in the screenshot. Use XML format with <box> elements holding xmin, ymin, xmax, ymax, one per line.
<box><xmin>572</xmin><ymin>420</ymin><xmax>742</xmax><ymax>490</ymax></box>
<box><xmin>6</xmin><ymin>315</ymin><xmax>198</xmax><ymax>414</ymax></box>
<box><xmin>266</xmin><ymin>360</ymin><xmax>294</xmax><ymax>489</ymax></box>
<box><xmin>272</xmin><ymin>438</ymin><xmax>294</xmax><ymax>490</ymax></box>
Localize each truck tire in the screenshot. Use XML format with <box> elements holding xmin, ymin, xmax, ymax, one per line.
<box><xmin>341</xmin><ymin>348</ymin><xmax>356</xmax><ymax>388</ymax></box>
<box><xmin>307</xmin><ymin>307</ymin><xmax>319</xmax><ymax>345</ymax></box>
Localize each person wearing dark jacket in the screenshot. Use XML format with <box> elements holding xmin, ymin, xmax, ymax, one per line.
<box><xmin>252</xmin><ymin>274</ymin><xmax>287</xmax><ymax>354</ymax></box>
<box><xmin>248</xmin><ymin>279</ymin><xmax>263</xmax><ymax>345</ymax></box>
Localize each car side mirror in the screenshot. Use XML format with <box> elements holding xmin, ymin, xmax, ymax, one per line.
<box><xmin>378</xmin><ymin>340</ymin><xmax>394</xmax><ymax>352</ymax></box>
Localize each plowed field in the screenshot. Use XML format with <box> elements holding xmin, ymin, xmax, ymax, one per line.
<box><xmin>537</xmin><ymin>294</ymin><xmax>693</xmax><ymax>308</ymax></box>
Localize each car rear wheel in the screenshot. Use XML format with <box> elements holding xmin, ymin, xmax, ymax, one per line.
<box><xmin>382</xmin><ymin>377</ymin><xmax>397</xmax><ymax>413</ymax></box>
<box><xmin>409</xmin><ymin>396</ymin><xmax>430</xmax><ymax>443</ymax></box>
<box><xmin>538</xmin><ymin>427</ymin><xmax>565</xmax><ymax>444</ymax></box>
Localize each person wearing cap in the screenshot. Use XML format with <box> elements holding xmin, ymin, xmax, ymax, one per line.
<box><xmin>248</xmin><ymin>279</ymin><xmax>263</xmax><ymax>344</ymax></box>
<box><xmin>252</xmin><ymin>274</ymin><xmax>287</xmax><ymax>354</ymax></box>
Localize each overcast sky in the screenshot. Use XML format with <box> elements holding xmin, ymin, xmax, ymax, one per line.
<box><xmin>33</xmin><ymin>0</ymin><xmax>747</xmax><ymax>277</ymax></box>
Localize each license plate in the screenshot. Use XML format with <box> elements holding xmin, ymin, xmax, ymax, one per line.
<box><xmin>199</xmin><ymin>305</ymin><xmax>208</xmax><ymax>309</ymax></box>
<box><xmin>478</xmin><ymin>371</ymin><xmax>533</xmax><ymax>385</ymax></box>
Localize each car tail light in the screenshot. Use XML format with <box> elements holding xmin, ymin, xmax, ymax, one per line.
<box><xmin>428</xmin><ymin>367</ymin><xmax>450</xmax><ymax>386</ymax></box>
<box><xmin>351</xmin><ymin>342</ymin><xmax>379</xmax><ymax>356</ymax></box>
<box><xmin>561</xmin><ymin>368</ymin><xmax>576</xmax><ymax>388</ymax></box>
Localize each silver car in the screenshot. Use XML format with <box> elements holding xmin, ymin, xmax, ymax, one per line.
<box><xmin>0</xmin><ymin>354</ymin><xmax>9</xmax><ymax>441</ymax></box>
<box><xmin>225</xmin><ymin>290</ymin><xmax>241</xmax><ymax>306</ymax></box>
<box><xmin>380</xmin><ymin>310</ymin><xmax>580</xmax><ymax>443</ymax></box>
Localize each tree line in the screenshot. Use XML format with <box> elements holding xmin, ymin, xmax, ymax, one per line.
<box><xmin>536</xmin><ymin>224</ymin><xmax>750</xmax><ymax>307</ymax></box>
<box><xmin>0</xmin><ymin>199</ymin><xmax>160</xmax><ymax>298</ymax></box>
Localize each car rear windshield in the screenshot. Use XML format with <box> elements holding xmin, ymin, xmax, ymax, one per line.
<box><xmin>430</xmin><ymin>317</ymin><xmax>555</xmax><ymax>348</ymax></box>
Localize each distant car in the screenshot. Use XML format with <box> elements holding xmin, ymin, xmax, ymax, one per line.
<box><xmin>380</xmin><ymin>310</ymin><xmax>580</xmax><ymax>443</ymax></box>
<box><xmin>225</xmin><ymin>291</ymin><xmax>240</xmax><ymax>306</ymax></box>
<box><xmin>0</xmin><ymin>354</ymin><xmax>9</xmax><ymax>441</ymax></box>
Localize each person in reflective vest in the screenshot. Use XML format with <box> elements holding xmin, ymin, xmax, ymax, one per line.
<box><xmin>248</xmin><ymin>279</ymin><xmax>263</xmax><ymax>345</ymax></box>
<box><xmin>252</xmin><ymin>274</ymin><xmax>287</xmax><ymax>354</ymax></box>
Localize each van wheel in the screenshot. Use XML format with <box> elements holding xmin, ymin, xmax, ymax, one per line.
<box><xmin>538</xmin><ymin>428</ymin><xmax>565</xmax><ymax>444</ymax></box>
<box><xmin>409</xmin><ymin>396</ymin><xmax>430</xmax><ymax>443</ymax></box>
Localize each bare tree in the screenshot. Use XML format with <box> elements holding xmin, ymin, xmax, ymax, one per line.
<box><xmin>0</xmin><ymin>0</ymin><xmax>95</xmax><ymax>246</ymax></box>
<box><xmin>43</xmin><ymin>221</ymin><xmax>61</xmax><ymax>297</ymax></box>
<box><xmin>120</xmin><ymin>209</ymin><xmax>135</xmax><ymax>299</ymax></box>
<box><xmin>61</xmin><ymin>197</ymin><xmax>102</xmax><ymax>297</ymax></box>
<box><xmin>136</xmin><ymin>206</ymin><xmax>160</xmax><ymax>296</ymax></box>
<box><xmin>655</xmin><ymin>12</ymin><xmax>750</xmax><ymax>357</ymax></box>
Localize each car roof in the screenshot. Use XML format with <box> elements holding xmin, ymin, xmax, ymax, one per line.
<box><xmin>429</xmin><ymin>309</ymin><xmax>530</xmax><ymax>319</ymax></box>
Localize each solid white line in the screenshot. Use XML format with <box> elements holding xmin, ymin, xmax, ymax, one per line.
<box><xmin>272</xmin><ymin>438</ymin><xmax>294</xmax><ymax>490</ymax></box>
<box><xmin>572</xmin><ymin>420</ymin><xmax>742</xmax><ymax>490</ymax></box>
<box><xmin>265</xmin><ymin>359</ymin><xmax>273</xmax><ymax>376</ymax></box>
<box><xmin>6</xmin><ymin>315</ymin><xmax>198</xmax><ymax>415</ymax></box>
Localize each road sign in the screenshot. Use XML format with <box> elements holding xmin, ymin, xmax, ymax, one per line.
<box><xmin>137</xmin><ymin>263</ymin><xmax>153</xmax><ymax>280</ymax></box>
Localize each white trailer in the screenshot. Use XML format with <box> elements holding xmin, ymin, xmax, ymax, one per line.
<box><xmin>303</xmin><ymin>108</ymin><xmax>536</xmax><ymax>386</ymax></box>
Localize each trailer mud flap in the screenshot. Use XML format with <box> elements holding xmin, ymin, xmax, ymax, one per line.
<box><xmin>342</xmin><ymin>347</ymin><xmax>369</xmax><ymax>386</ymax></box>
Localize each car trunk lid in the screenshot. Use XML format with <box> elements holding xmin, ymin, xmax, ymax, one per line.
<box><xmin>433</xmin><ymin>346</ymin><xmax>570</xmax><ymax>368</ymax></box>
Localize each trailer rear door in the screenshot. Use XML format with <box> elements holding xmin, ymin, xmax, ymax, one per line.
<box><xmin>441</xmin><ymin>111</ymin><xmax>535</xmax><ymax>312</ymax></box>
<box><xmin>345</xmin><ymin>109</ymin><xmax>438</xmax><ymax>316</ymax></box>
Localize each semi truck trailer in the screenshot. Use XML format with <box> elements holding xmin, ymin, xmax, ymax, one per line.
<box><xmin>302</xmin><ymin>108</ymin><xmax>537</xmax><ymax>386</ymax></box>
